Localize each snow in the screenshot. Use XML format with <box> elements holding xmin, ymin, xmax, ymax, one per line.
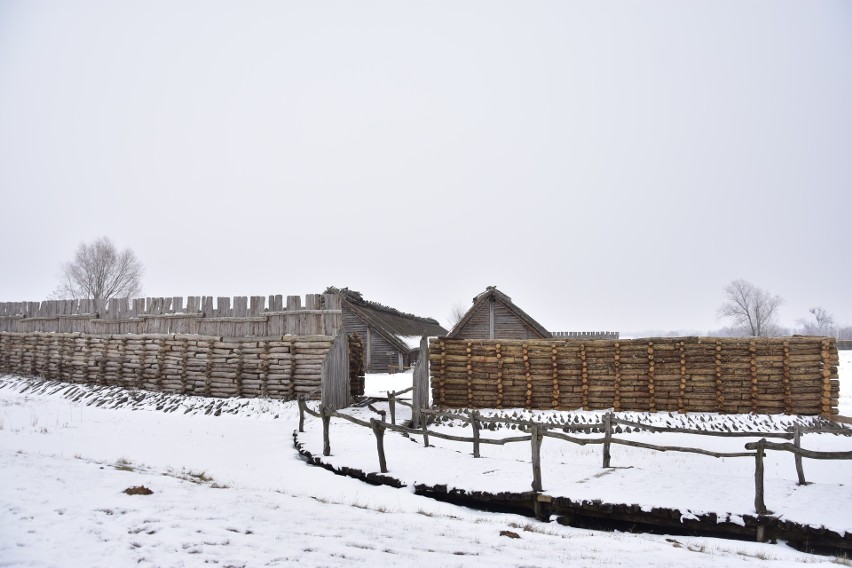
<box><xmin>0</xmin><ymin>353</ymin><xmax>850</xmax><ymax>567</ymax></box>
<box><xmin>363</xmin><ymin>368</ymin><xmax>415</xmax><ymax>397</ymax></box>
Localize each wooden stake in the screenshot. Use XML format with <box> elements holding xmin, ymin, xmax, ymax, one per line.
<box><xmin>496</xmin><ymin>343</ymin><xmax>503</xmax><ymax>409</ymax></box>
<box><xmin>602</xmin><ymin>412</ymin><xmax>613</xmax><ymax>468</ymax></box>
<box><xmin>471</xmin><ymin>410</ymin><xmax>480</xmax><ymax>458</ymax></box>
<box><xmin>754</xmin><ymin>439</ymin><xmax>767</xmax><ymax>515</ymax></box>
<box><xmin>580</xmin><ymin>344</ymin><xmax>588</xmax><ymax>411</ymax></box>
<box><xmin>530</xmin><ymin>425</ymin><xmax>543</xmax><ymax>492</ymax></box>
<box><xmin>613</xmin><ymin>342</ymin><xmax>622</xmax><ymax>412</ymax></box>
<box><xmin>321</xmin><ymin>407</ymin><xmax>331</xmax><ymax>457</ymax></box>
<box><xmin>370</xmin><ymin>418</ymin><xmax>388</xmax><ymax>473</ymax></box>
<box><xmin>298</xmin><ymin>398</ymin><xmax>306</xmax><ymax>433</ymax></box>
<box><xmin>794</xmin><ymin>426</ymin><xmax>806</xmax><ymax>485</ymax></box>
<box><xmin>647</xmin><ymin>342</ymin><xmax>656</xmax><ymax>413</ymax></box>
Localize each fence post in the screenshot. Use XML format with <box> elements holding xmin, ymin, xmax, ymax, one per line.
<box><xmin>530</xmin><ymin>425</ymin><xmax>543</xmax><ymax>492</ymax></box>
<box><xmin>753</xmin><ymin>439</ymin><xmax>767</xmax><ymax>515</ymax></box>
<box><xmin>321</xmin><ymin>406</ymin><xmax>331</xmax><ymax>457</ymax></box>
<box><xmin>602</xmin><ymin>412</ymin><xmax>613</xmax><ymax>468</ymax></box>
<box><xmin>388</xmin><ymin>390</ymin><xmax>396</xmax><ymax>426</ymax></box>
<box><xmin>370</xmin><ymin>418</ymin><xmax>388</xmax><ymax>473</ymax></box>
<box><xmin>794</xmin><ymin>426</ymin><xmax>806</xmax><ymax>485</ymax></box>
<box><xmin>422</xmin><ymin>411</ymin><xmax>430</xmax><ymax>447</ymax></box>
<box><xmin>298</xmin><ymin>397</ymin><xmax>306</xmax><ymax>433</ymax></box>
<box><xmin>471</xmin><ymin>410</ymin><xmax>480</xmax><ymax>458</ymax></box>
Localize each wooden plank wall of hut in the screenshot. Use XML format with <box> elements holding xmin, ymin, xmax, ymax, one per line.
<box><xmin>492</xmin><ymin>302</ymin><xmax>542</xmax><ymax>339</ymax></box>
<box><xmin>0</xmin><ymin>294</ymin><xmax>342</xmax><ymax>337</ymax></box>
<box><xmin>455</xmin><ymin>303</ymin><xmax>491</xmax><ymax>339</ymax></box>
<box><xmin>429</xmin><ymin>336</ymin><xmax>840</xmax><ymax>417</ymax></box>
<box><xmin>0</xmin><ymin>331</ymin><xmax>343</xmax><ymax>400</ymax></box>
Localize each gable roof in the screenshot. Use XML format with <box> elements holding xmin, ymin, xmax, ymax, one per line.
<box><xmin>447</xmin><ymin>286</ymin><xmax>550</xmax><ymax>339</ymax></box>
<box><xmin>329</xmin><ymin>287</ymin><xmax>448</xmax><ymax>353</ymax></box>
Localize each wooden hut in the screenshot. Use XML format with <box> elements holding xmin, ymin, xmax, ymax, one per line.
<box><xmin>331</xmin><ymin>288</ymin><xmax>447</xmax><ymax>373</ymax></box>
<box><xmin>448</xmin><ymin>286</ymin><xmax>550</xmax><ymax>340</ymax></box>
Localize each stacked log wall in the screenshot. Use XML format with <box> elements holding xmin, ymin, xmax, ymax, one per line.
<box><xmin>0</xmin><ymin>331</ymin><xmax>364</xmax><ymax>401</ymax></box>
<box><xmin>429</xmin><ymin>336</ymin><xmax>840</xmax><ymax>416</ymax></box>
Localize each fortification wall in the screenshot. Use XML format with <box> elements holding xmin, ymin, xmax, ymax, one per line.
<box><xmin>552</xmin><ymin>331</ymin><xmax>620</xmax><ymax>340</ymax></box>
<box><xmin>0</xmin><ymin>293</ymin><xmax>341</xmax><ymax>337</ymax></box>
<box><xmin>0</xmin><ymin>331</ymin><xmax>354</xmax><ymax>400</ymax></box>
<box><xmin>429</xmin><ymin>336</ymin><xmax>839</xmax><ymax>416</ymax></box>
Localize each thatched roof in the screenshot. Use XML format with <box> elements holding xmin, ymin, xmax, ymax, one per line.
<box><xmin>327</xmin><ymin>287</ymin><xmax>447</xmax><ymax>353</ymax></box>
<box><xmin>447</xmin><ymin>286</ymin><xmax>550</xmax><ymax>339</ymax></box>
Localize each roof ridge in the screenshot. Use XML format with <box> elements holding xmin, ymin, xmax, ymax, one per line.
<box><xmin>325</xmin><ymin>286</ymin><xmax>441</xmax><ymax>325</ymax></box>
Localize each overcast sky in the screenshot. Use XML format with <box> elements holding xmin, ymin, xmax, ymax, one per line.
<box><xmin>0</xmin><ymin>0</ymin><xmax>850</xmax><ymax>334</ymax></box>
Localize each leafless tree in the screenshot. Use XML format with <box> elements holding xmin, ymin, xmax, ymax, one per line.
<box><xmin>717</xmin><ymin>279</ymin><xmax>783</xmax><ymax>337</ymax></box>
<box><xmin>447</xmin><ymin>303</ymin><xmax>468</xmax><ymax>329</ymax></box>
<box><xmin>797</xmin><ymin>307</ymin><xmax>836</xmax><ymax>336</ymax></box>
<box><xmin>52</xmin><ymin>237</ymin><xmax>143</xmax><ymax>302</ymax></box>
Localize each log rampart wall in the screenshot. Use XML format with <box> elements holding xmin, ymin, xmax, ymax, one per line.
<box><xmin>429</xmin><ymin>336</ymin><xmax>840</xmax><ymax>416</ymax></box>
<box><xmin>0</xmin><ymin>331</ymin><xmax>350</xmax><ymax>400</ymax></box>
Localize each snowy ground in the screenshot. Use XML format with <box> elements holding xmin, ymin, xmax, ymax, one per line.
<box><xmin>0</xmin><ymin>353</ymin><xmax>850</xmax><ymax>567</ymax></box>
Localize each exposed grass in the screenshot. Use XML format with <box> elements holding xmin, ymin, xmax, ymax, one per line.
<box><xmin>508</xmin><ymin>521</ymin><xmax>552</xmax><ymax>535</ymax></box>
<box><xmin>351</xmin><ymin>501</ymin><xmax>390</xmax><ymax>513</ymax></box>
<box><xmin>161</xmin><ymin>467</ymin><xmax>228</xmax><ymax>487</ymax></box>
<box><xmin>114</xmin><ymin>457</ymin><xmax>135</xmax><ymax>472</ymax></box>
<box><xmin>185</xmin><ymin>470</ymin><xmax>213</xmax><ymax>483</ymax></box>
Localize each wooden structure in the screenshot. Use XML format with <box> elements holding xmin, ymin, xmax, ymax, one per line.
<box><xmin>321</xmin><ymin>330</ymin><xmax>350</xmax><ymax>410</ymax></box>
<box><xmin>0</xmin><ymin>330</ymin><xmax>361</xmax><ymax>407</ymax></box>
<box><xmin>0</xmin><ymin>291</ymin><xmax>364</xmax><ymax>408</ymax></box>
<box><xmin>332</xmin><ymin>288</ymin><xmax>446</xmax><ymax>373</ymax></box>
<box><xmin>552</xmin><ymin>331</ymin><xmax>620</xmax><ymax>340</ymax></box>
<box><xmin>0</xmin><ymin>294</ymin><xmax>342</xmax><ymax>337</ymax></box>
<box><xmin>411</xmin><ymin>336</ymin><xmax>430</xmax><ymax>428</ymax></box>
<box><xmin>429</xmin><ymin>336</ymin><xmax>840</xmax><ymax>416</ymax></box>
<box><xmin>448</xmin><ymin>287</ymin><xmax>550</xmax><ymax>341</ymax></box>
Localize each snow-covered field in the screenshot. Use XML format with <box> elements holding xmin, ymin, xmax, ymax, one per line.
<box><xmin>0</xmin><ymin>353</ymin><xmax>850</xmax><ymax>567</ymax></box>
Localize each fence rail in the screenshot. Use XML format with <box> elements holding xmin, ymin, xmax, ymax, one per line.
<box><xmin>297</xmin><ymin>402</ymin><xmax>852</xmax><ymax>515</ymax></box>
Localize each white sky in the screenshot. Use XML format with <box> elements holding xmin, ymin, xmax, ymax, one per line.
<box><xmin>0</xmin><ymin>0</ymin><xmax>850</xmax><ymax>334</ymax></box>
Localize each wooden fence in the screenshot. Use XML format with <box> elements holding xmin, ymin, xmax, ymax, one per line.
<box><xmin>429</xmin><ymin>336</ymin><xmax>840</xmax><ymax>416</ymax></box>
<box><xmin>0</xmin><ymin>293</ymin><xmax>342</xmax><ymax>337</ymax></box>
<box><xmin>0</xmin><ymin>330</ymin><xmax>361</xmax><ymax>401</ymax></box>
<box><xmin>297</xmin><ymin>401</ymin><xmax>852</xmax><ymax>517</ymax></box>
<box><xmin>552</xmin><ymin>331</ymin><xmax>619</xmax><ymax>340</ymax></box>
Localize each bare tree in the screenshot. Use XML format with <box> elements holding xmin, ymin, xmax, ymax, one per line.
<box><xmin>52</xmin><ymin>237</ymin><xmax>143</xmax><ymax>302</ymax></box>
<box><xmin>797</xmin><ymin>307</ymin><xmax>836</xmax><ymax>336</ymax></box>
<box><xmin>447</xmin><ymin>303</ymin><xmax>468</xmax><ymax>329</ymax></box>
<box><xmin>717</xmin><ymin>279</ymin><xmax>783</xmax><ymax>337</ymax></box>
